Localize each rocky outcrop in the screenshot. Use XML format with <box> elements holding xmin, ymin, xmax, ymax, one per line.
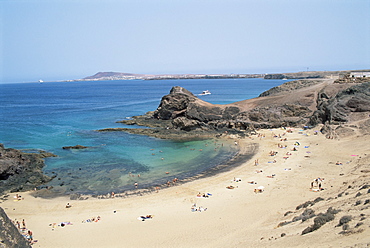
<box><xmin>310</xmin><ymin>82</ymin><xmax>370</xmax><ymax>125</ymax></box>
<box><xmin>111</xmin><ymin>84</ymin><xmax>305</xmax><ymax>137</ymax></box>
<box><xmin>0</xmin><ymin>207</ymin><xmax>31</xmax><ymax>248</ymax></box>
<box><xmin>0</xmin><ymin>144</ymin><xmax>55</xmax><ymax>195</ymax></box>
<box><xmin>108</xmin><ymin>80</ymin><xmax>370</xmax><ymax>140</ymax></box>
<box><xmin>152</xmin><ymin>86</ymin><xmax>243</xmax><ymax>130</ymax></box>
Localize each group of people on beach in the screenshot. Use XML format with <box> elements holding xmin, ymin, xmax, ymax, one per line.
<box><xmin>191</xmin><ymin>203</ymin><xmax>207</xmax><ymax>212</ymax></box>
<box><xmin>310</xmin><ymin>177</ymin><xmax>324</xmax><ymax>191</ymax></box>
<box><xmin>14</xmin><ymin>194</ymin><xmax>23</xmax><ymax>201</ymax></box>
<box><xmin>197</xmin><ymin>192</ymin><xmax>212</xmax><ymax>198</ymax></box>
<box><xmin>14</xmin><ymin>218</ymin><xmax>35</xmax><ymax>244</ymax></box>
<box><xmin>82</xmin><ymin>216</ymin><xmax>101</xmax><ymax>223</ymax></box>
<box><xmin>277</xmin><ymin>143</ymin><xmax>288</xmax><ymax>148</ymax></box>
<box><xmin>269</xmin><ymin>151</ymin><xmax>278</xmax><ymax>156</ymax></box>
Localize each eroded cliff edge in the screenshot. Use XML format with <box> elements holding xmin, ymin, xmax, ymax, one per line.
<box><xmin>0</xmin><ymin>207</ymin><xmax>31</xmax><ymax>248</ymax></box>
<box><xmin>99</xmin><ymin>79</ymin><xmax>370</xmax><ymax>139</ymax></box>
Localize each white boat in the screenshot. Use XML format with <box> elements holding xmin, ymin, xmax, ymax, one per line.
<box><xmin>39</xmin><ymin>80</ymin><xmax>44</xmax><ymax>83</ymax></box>
<box><xmin>199</xmin><ymin>90</ymin><xmax>211</xmax><ymax>96</ymax></box>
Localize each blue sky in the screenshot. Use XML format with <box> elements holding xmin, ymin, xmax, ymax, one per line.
<box><xmin>1</xmin><ymin>0</ymin><xmax>369</xmax><ymax>83</ymax></box>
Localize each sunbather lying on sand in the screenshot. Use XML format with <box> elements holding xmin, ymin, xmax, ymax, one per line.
<box><xmin>138</xmin><ymin>215</ymin><xmax>153</xmax><ymax>221</ymax></box>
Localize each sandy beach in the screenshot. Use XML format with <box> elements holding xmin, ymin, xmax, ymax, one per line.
<box><xmin>1</xmin><ymin>126</ymin><xmax>370</xmax><ymax>247</ymax></box>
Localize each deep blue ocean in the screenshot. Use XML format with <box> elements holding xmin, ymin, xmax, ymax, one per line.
<box><xmin>0</xmin><ymin>78</ymin><xmax>284</xmax><ymax>195</ymax></box>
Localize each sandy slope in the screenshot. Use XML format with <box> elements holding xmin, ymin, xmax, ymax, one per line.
<box><xmin>1</xmin><ymin>127</ymin><xmax>369</xmax><ymax>248</ymax></box>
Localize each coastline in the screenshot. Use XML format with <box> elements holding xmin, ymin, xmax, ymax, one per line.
<box><xmin>2</xmin><ymin>127</ymin><xmax>369</xmax><ymax>247</ymax></box>
<box><xmin>33</xmin><ymin>137</ymin><xmax>255</xmax><ymax>199</ymax></box>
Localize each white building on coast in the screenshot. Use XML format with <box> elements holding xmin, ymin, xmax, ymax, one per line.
<box><xmin>350</xmin><ymin>72</ymin><xmax>370</xmax><ymax>78</ymax></box>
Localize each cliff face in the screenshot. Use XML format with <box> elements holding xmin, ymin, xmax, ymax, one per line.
<box><xmin>310</xmin><ymin>82</ymin><xmax>370</xmax><ymax>125</ymax></box>
<box><xmin>0</xmin><ymin>144</ymin><xmax>54</xmax><ymax>195</ymax></box>
<box><xmin>0</xmin><ymin>207</ymin><xmax>31</xmax><ymax>248</ymax></box>
<box><xmin>117</xmin><ymin>79</ymin><xmax>370</xmax><ymax>139</ymax></box>
<box><xmin>153</xmin><ymin>86</ymin><xmax>242</xmax><ymax>131</ymax></box>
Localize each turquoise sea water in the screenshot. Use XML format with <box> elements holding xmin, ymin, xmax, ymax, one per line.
<box><xmin>0</xmin><ymin>78</ymin><xmax>284</xmax><ymax>195</ymax></box>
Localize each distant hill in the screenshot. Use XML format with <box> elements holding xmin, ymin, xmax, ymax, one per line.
<box><xmin>83</xmin><ymin>72</ymin><xmax>148</xmax><ymax>80</ymax></box>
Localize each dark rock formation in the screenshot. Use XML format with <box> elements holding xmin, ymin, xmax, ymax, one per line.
<box><xmin>264</xmin><ymin>74</ymin><xmax>287</xmax><ymax>80</ymax></box>
<box><xmin>310</xmin><ymin>82</ymin><xmax>370</xmax><ymax>125</ymax></box>
<box><xmin>0</xmin><ymin>207</ymin><xmax>31</xmax><ymax>248</ymax></box>
<box><xmin>152</xmin><ymin>86</ymin><xmax>243</xmax><ymax>130</ymax></box>
<box><xmin>62</xmin><ymin>145</ymin><xmax>89</xmax><ymax>150</ymax></box>
<box><xmin>105</xmin><ymin>85</ymin><xmax>306</xmax><ymax>138</ymax></box>
<box><xmin>122</xmin><ymin>81</ymin><xmax>321</xmax><ymax>133</ymax></box>
<box><xmin>0</xmin><ymin>144</ymin><xmax>55</xmax><ymax>195</ymax></box>
<box><xmin>101</xmin><ymin>80</ymin><xmax>370</xmax><ymax>140</ymax></box>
